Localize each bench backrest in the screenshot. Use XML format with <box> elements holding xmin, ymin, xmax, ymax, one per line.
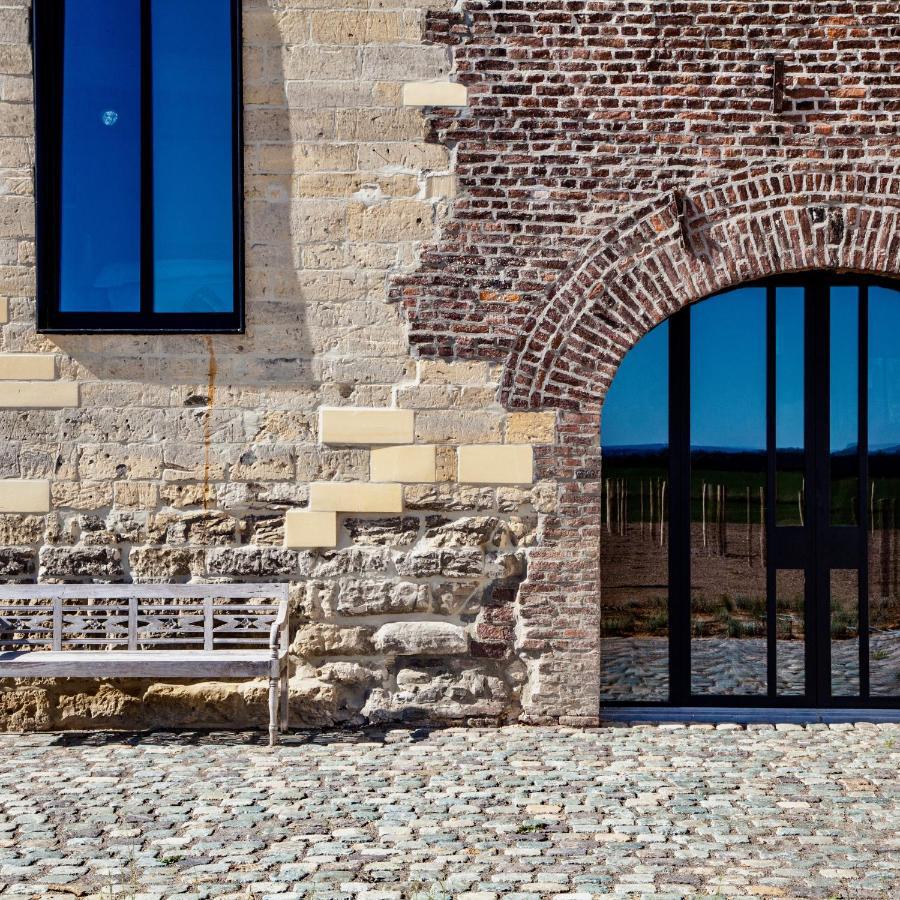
<box><xmin>0</xmin><ymin>584</ymin><xmax>290</xmax><ymax>652</ymax></box>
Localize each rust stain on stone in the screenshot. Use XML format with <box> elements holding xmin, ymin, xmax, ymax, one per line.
<box><xmin>202</xmin><ymin>336</ymin><xmax>218</xmax><ymax>510</ymax></box>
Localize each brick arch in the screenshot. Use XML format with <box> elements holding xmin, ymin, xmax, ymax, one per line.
<box><xmin>501</xmin><ymin>169</ymin><xmax>900</xmax><ymax>412</ymax></box>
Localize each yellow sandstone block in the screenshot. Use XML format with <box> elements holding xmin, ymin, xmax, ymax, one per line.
<box><xmin>0</xmin><ymin>298</ymin><xmax>7</xmax><ymax>323</ymax></box>
<box><xmin>457</xmin><ymin>445</ymin><xmax>534</xmax><ymax>485</ymax></box>
<box><xmin>284</xmin><ymin>510</ymin><xmax>338</xmax><ymax>549</ymax></box>
<box><xmin>309</xmin><ymin>482</ymin><xmax>403</xmax><ymax>513</ymax></box>
<box><xmin>505</xmin><ymin>411</ymin><xmax>556</xmax><ymax>444</ymax></box>
<box><xmin>401</xmin><ymin>80</ymin><xmax>468</xmax><ymax>107</ymax></box>
<box><xmin>370</xmin><ymin>445</ymin><xmax>436</xmax><ymax>483</ymax></box>
<box><xmin>0</xmin><ymin>354</ymin><xmax>56</xmax><ymax>381</ymax></box>
<box><xmin>0</xmin><ymin>382</ymin><xmax>78</xmax><ymax>408</ymax></box>
<box><xmin>0</xmin><ymin>479</ymin><xmax>50</xmax><ymax>513</ymax></box>
<box><xmin>426</xmin><ymin>174</ymin><xmax>458</xmax><ymax>199</ymax></box>
<box><xmin>319</xmin><ymin>407</ymin><xmax>414</xmax><ymax>445</ymax></box>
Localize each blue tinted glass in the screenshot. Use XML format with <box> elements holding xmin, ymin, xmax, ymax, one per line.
<box><xmin>602</xmin><ymin>320</ymin><xmax>668</xmax><ymax>447</ymax></box>
<box><xmin>690</xmin><ymin>288</ymin><xmax>767</xmax><ymax>697</ymax></box>
<box><xmin>830</xmin><ymin>286</ymin><xmax>858</xmax><ymax>456</ymax></box>
<box><xmin>691</xmin><ymin>287</ymin><xmax>766</xmax><ymax>451</ymax></box>
<box><xmin>775</xmin><ymin>287</ymin><xmax>804</xmax><ymax>451</ymax></box>
<box><xmin>152</xmin><ymin>0</ymin><xmax>234</xmax><ymax>313</ymax></box>
<box><xmin>601</xmin><ymin>321</ymin><xmax>670</xmax><ymax>702</ymax></box>
<box><xmin>868</xmin><ymin>285</ymin><xmax>900</xmax><ymax>451</ymax></box>
<box><xmin>59</xmin><ymin>0</ymin><xmax>141</xmax><ymax>312</ymax></box>
<box><xmin>830</xmin><ymin>286</ymin><xmax>859</xmax><ymax>525</ymax></box>
<box><xmin>868</xmin><ymin>285</ymin><xmax>900</xmax><ymax>695</ymax></box>
<box><xmin>775</xmin><ymin>287</ymin><xmax>805</xmax><ymax>525</ymax></box>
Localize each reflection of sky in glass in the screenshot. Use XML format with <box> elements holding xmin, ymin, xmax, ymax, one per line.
<box><xmin>830</xmin><ymin>287</ymin><xmax>858</xmax><ymax>454</ymax></box>
<box><xmin>153</xmin><ymin>0</ymin><xmax>235</xmax><ymax>313</ymax></box>
<box><xmin>691</xmin><ymin>287</ymin><xmax>766</xmax><ymax>451</ymax></box>
<box><xmin>60</xmin><ymin>0</ymin><xmax>141</xmax><ymax>312</ymax></box>
<box><xmin>602</xmin><ymin>320</ymin><xmax>667</xmax><ymax>447</ymax></box>
<box><xmin>776</xmin><ymin>287</ymin><xmax>804</xmax><ymax>450</ymax></box>
<box><xmin>869</xmin><ymin>285</ymin><xmax>900</xmax><ymax>451</ymax></box>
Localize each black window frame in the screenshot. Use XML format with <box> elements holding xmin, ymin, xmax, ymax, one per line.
<box><xmin>32</xmin><ymin>0</ymin><xmax>245</xmax><ymax>334</ymax></box>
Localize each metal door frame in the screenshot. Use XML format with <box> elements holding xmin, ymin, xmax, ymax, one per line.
<box><xmin>603</xmin><ymin>271</ymin><xmax>900</xmax><ymax>710</ymax></box>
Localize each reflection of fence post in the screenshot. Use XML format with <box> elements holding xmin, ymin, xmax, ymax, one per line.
<box><xmin>870</xmin><ymin>480</ymin><xmax>875</xmax><ymax>536</ymax></box>
<box><xmin>605</xmin><ymin>478</ymin><xmax>611</xmax><ymax>534</ymax></box>
<box><xmin>640</xmin><ymin>479</ymin><xmax>644</xmax><ymax>538</ymax></box>
<box><xmin>893</xmin><ymin>498</ymin><xmax>897</xmax><ymax>599</ymax></box>
<box><xmin>746</xmin><ymin>486</ymin><xmax>751</xmax><ymax>565</ymax></box>
<box><xmin>660</xmin><ymin>480</ymin><xmax>666</xmax><ymax>547</ymax></box>
<box><xmin>702</xmin><ymin>482</ymin><xmax>707</xmax><ymax>550</ymax></box>
<box><xmin>721</xmin><ymin>485</ymin><xmax>728</xmax><ymax>556</ymax></box>
<box><xmin>715</xmin><ymin>484</ymin><xmax>721</xmax><ymax>555</ymax></box>
<box><xmin>759</xmin><ymin>486</ymin><xmax>765</xmax><ymax>566</ymax></box>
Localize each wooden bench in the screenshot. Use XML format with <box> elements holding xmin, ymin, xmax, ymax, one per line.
<box><xmin>0</xmin><ymin>583</ymin><xmax>291</xmax><ymax>746</ymax></box>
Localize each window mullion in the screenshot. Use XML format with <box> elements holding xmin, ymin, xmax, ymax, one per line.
<box><xmin>140</xmin><ymin>0</ymin><xmax>153</xmax><ymax>320</ymax></box>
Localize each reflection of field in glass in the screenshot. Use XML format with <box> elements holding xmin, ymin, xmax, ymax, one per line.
<box><xmin>690</xmin><ymin>459</ymin><xmax>765</xmax><ymax>655</ymax></box>
<box><xmin>602</xmin><ymin>453</ymin><xmax>900</xmax><ymax>699</ymax></box>
<box><xmin>869</xmin><ymin>472</ymin><xmax>900</xmax><ymax>694</ymax></box>
<box><xmin>600</xmin><ymin>453</ymin><xmax>669</xmax><ymax>700</ymax></box>
<box><xmin>690</xmin><ymin>593</ymin><xmax>765</xmax><ymax>639</ymax></box>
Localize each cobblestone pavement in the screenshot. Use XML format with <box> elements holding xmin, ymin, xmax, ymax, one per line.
<box><xmin>0</xmin><ymin>724</ymin><xmax>898</xmax><ymax>899</ymax></box>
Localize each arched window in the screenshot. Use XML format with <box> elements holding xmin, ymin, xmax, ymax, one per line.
<box><xmin>601</xmin><ymin>274</ymin><xmax>900</xmax><ymax>709</ymax></box>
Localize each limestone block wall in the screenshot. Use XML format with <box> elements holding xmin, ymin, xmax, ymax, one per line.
<box><xmin>0</xmin><ymin>0</ymin><xmax>570</xmax><ymax>731</ymax></box>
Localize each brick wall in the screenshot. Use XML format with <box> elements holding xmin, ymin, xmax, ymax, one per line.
<box><xmin>399</xmin><ymin>1</ymin><xmax>900</xmax><ymax>405</ymax></box>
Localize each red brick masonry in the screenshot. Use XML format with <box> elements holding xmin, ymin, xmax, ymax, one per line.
<box><xmin>393</xmin><ymin>1</ymin><xmax>900</xmax><ymax>719</ymax></box>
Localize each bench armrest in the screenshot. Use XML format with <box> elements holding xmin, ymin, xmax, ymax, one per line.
<box><xmin>269</xmin><ymin>600</ymin><xmax>289</xmax><ymax>658</ymax></box>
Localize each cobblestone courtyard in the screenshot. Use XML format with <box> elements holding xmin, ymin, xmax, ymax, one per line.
<box><xmin>0</xmin><ymin>724</ymin><xmax>897</xmax><ymax>899</ymax></box>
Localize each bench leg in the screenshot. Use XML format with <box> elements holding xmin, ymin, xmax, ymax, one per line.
<box><xmin>268</xmin><ymin>675</ymin><xmax>279</xmax><ymax>747</ymax></box>
<box><xmin>280</xmin><ymin>663</ymin><xmax>290</xmax><ymax>732</ymax></box>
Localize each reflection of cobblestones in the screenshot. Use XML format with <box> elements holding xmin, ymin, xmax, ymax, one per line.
<box><xmin>602</xmin><ymin>633</ymin><xmax>900</xmax><ymax>699</ymax></box>
<box><xmin>0</xmin><ymin>724</ymin><xmax>898</xmax><ymax>897</ymax></box>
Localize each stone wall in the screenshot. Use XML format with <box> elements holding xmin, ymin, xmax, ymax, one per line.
<box><xmin>0</xmin><ymin>0</ymin><xmax>569</xmax><ymax>730</ymax></box>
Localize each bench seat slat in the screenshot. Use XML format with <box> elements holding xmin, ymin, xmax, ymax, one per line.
<box><xmin>0</xmin><ymin>584</ymin><xmax>286</xmax><ymax>600</ymax></box>
<box><xmin>0</xmin><ymin>649</ymin><xmax>275</xmax><ymax>679</ymax></box>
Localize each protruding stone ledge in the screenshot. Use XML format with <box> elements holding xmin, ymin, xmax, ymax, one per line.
<box><xmin>0</xmin><ymin>382</ymin><xmax>78</xmax><ymax>408</ymax></box>
<box><xmin>309</xmin><ymin>482</ymin><xmax>403</xmax><ymax>513</ymax></box>
<box><xmin>372</xmin><ymin>621</ymin><xmax>468</xmax><ymax>656</ymax></box>
<box><xmin>0</xmin><ymin>355</ymin><xmax>56</xmax><ymax>381</ymax></box>
<box><xmin>284</xmin><ymin>510</ymin><xmax>338</xmax><ymax>548</ymax></box>
<box><xmin>319</xmin><ymin>407</ymin><xmax>414</xmax><ymax>445</ymax></box>
<box><xmin>457</xmin><ymin>444</ymin><xmax>534</xmax><ymax>485</ymax></box>
<box><xmin>0</xmin><ymin>480</ymin><xmax>50</xmax><ymax>513</ymax></box>
<box><xmin>402</xmin><ymin>80</ymin><xmax>468</xmax><ymax>107</ymax></box>
<box><xmin>370</xmin><ymin>445</ymin><xmax>436</xmax><ymax>483</ymax></box>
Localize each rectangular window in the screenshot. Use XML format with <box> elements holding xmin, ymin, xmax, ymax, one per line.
<box><xmin>34</xmin><ymin>0</ymin><xmax>244</xmax><ymax>332</ymax></box>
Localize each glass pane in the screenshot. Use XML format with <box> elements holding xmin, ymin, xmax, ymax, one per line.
<box><xmin>690</xmin><ymin>288</ymin><xmax>767</xmax><ymax>696</ymax></box>
<box><xmin>152</xmin><ymin>0</ymin><xmax>235</xmax><ymax>313</ymax></box>
<box><xmin>775</xmin><ymin>287</ymin><xmax>805</xmax><ymax>525</ymax></box>
<box><xmin>831</xmin><ymin>569</ymin><xmax>859</xmax><ymax>696</ymax></box>
<box><xmin>59</xmin><ymin>0</ymin><xmax>141</xmax><ymax>313</ymax></box>
<box><xmin>775</xmin><ymin>569</ymin><xmax>805</xmax><ymax>695</ymax></box>
<box><xmin>830</xmin><ymin>286</ymin><xmax>859</xmax><ymax>526</ymax></box>
<box><xmin>868</xmin><ymin>285</ymin><xmax>900</xmax><ymax>696</ymax></box>
<box><xmin>600</xmin><ymin>321</ymin><xmax>669</xmax><ymax>701</ymax></box>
